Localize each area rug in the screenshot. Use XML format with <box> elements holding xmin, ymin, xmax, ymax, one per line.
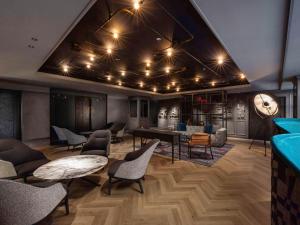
<box><xmin>154</xmin><ymin>142</ymin><xmax>234</xmax><ymax>167</ymax></box>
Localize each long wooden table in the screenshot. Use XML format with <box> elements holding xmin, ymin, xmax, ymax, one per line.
<box><xmin>131</xmin><ymin>128</ymin><xmax>181</xmax><ymax>163</ymax></box>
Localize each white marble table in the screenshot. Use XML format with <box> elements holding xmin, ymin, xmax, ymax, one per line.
<box><xmin>33</xmin><ymin>155</ymin><xmax>108</xmax><ymax>185</ymax></box>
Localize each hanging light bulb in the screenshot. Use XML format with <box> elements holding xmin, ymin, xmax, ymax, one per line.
<box><xmin>166</xmin><ymin>67</ymin><xmax>170</xmax><ymax>74</ymax></box>
<box><xmin>86</xmin><ymin>63</ymin><xmax>91</xmax><ymax>69</ymax></box>
<box><xmin>121</xmin><ymin>71</ymin><xmax>126</xmax><ymax>76</ymax></box>
<box><xmin>171</xmin><ymin>81</ymin><xmax>176</xmax><ymax>86</ymax></box>
<box><xmin>217</xmin><ymin>55</ymin><xmax>224</xmax><ymax>65</ymax></box>
<box><xmin>107</xmin><ymin>75</ymin><xmax>112</xmax><ymax>81</ymax></box>
<box><xmin>118</xmin><ymin>80</ymin><xmax>122</xmax><ymax>86</ymax></box>
<box><xmin>153</xmin><ymin>87</ymin><xmax>157</xmax><ymax>92</ymax></box>
<box><xmin>167</xmin><ymin>85</ymin><xmax>170</xmax><ymax>90</ymax></box>
<box><xmin>240</xmin><ymin>73</ymin><xmax>246</xmax><ymax>79</ymax></box>
<box><xmin>90</xmin><ymin>56</ymin><xmax>95</xmax><ymax>61</ymax></box>
<box><xmin>146</xmin><ymin>70</ymin><xmax>150</xmax><ymax>77</ymax></box>
<box><xmin>133</xmin><ymin>0</ymin><xmax>140</xmax><ymax>10</ymax></box>
<box><xmin>176</xmin><ymin>87</ymin><xmax>180</xmax><ymax>92</ymax></box>
<box><xmin>139</xmin><ymin>81</ymin><xmax>144</xmax><ymax>88</ymax></box>
<box><xmin>167</xmin><ymin>48</ymin><xmax>173</xmax><ymax>57</ymax></box>
<box><xmin>62</xmin><ymin>65</ymin><xmax>69</xmax><ymax>73</ymax></box>
<box><xmin>212</xmin><ymin>81</ymin><xmax>216</xmax><ymax>87</ymax></box>
<box><xmin>195</xmin><ymin>77</ymin><xmax>200</xmax><ymax>82</ymax></box>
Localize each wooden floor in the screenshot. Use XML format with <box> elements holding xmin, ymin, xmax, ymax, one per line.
<box><xmin>40</xmin><ymin>138</ymin><xmax>271</xmax><ymax>225</ymax></box>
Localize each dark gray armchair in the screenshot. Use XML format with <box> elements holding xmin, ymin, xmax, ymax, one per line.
<box><xmin>110</xmin><ymin>122</ymin><xmax>126</xmax><ymax>143</ymax></box>
<box><xmin>0</xmin><ymin>179</ymin><xmax>68</xmax><ymax>225</ymax></box>
<box><xmin>0</xmin><ymin>139</ymin><xmax>49</xmax><ymax>181</ymax></box>
<box><xmin>52</xmin><ymin>126</ymin><xmax>87</xmax><ymax>150</ymax></box>
<box><xmin>107</xmin><ymin>139</ymin><xmax>160</xmax><ymax>195</ymax></box>
<box><xmin>80</xmin><ymin>130</ymin><xmax>111</xmax><ymax>157</ymax></box>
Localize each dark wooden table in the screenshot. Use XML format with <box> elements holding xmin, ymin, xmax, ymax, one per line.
<box><xmin>131</xmin><ymin>128</ymin><xmax>181</xmax><ymax>163</ymax></box>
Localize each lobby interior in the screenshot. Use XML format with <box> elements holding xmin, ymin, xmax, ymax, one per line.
<box><xmin>1</xmin><ymin>1</ymin><xmax>300</xmax><ymax>225</ymax></box>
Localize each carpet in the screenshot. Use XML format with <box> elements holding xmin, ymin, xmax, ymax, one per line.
<box><xmin>154</xmin><ymin>142</ymin><xmax>234</xmax><ymax>166</ymax></box>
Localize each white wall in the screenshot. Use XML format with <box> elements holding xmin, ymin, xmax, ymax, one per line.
<box><xmin>107</xmin><ymin>95</ymin><xmax>129</xmax><ymax>124</ymax></box>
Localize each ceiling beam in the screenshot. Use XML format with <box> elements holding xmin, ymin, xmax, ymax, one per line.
<box><xmin>279</xmin><ymin>0</ymin><xmax>293</xmax><ymax>90</ymax></box>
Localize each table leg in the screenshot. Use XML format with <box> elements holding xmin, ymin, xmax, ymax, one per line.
<box><xmin>178</xmin><ymin>135</ymin><xmax>181</xmax><ymax>160</ymax></box>
<box><xmin>172</xmin><ymin>142</ymin><xmax>174</xmax><ymax>164</ymax></box>
<box><xmin>80</xmin><ymin>177</ymin><xmax>100</xmax><ymax>186</ymax></box>
<box><xmin>133</xmin><ymin>135</ymin><xmax>135</xmax><ymax>151</ymax></box>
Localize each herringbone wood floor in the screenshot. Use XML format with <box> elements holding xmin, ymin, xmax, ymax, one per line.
<box><xmin>40</xmin><ymin>138</ymin><xmax>271</xmax><ymax>225</ymax></box>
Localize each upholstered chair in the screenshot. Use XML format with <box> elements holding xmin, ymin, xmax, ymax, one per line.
<box><xmin>0</xmin><ymin>179</ymin><xmax>68</xmax><ymax>225</ymax></box>
<box><xmin>0</xmin><ymin>159</ymin><xmax>17</xmax><ymax>179</ymax></box>
<box><xmin>52</xmin><ymin>126</ymin><xmax>87</xmax><ymax>149</ymax></box>
<box><xmin>188</xmin><ymin>133</ymin><xmax>213</xmax><ymax>159</ymax></box>
<box><xmin>107</xmin><ymin>139</ymin><xmax>160</xmax><ymax>195</ymax></box>
<box><xmin>211</xmin><ymin>128</ymin><xmax>227</xmax><ymax>147</ymax></box>
<box><xmin>110</xmin><ymin>123</ymin><xmax>126</xmax><ymax>143</ymax></box>
<box><xmin>0</xmin><ymin>139</ymin><xmax>49</xmax><ymax>181</ymax></box>
<box><xmin>80</xmin><ymin>130</ymin><xmax>111</xmax><ymax>157</ymax></box>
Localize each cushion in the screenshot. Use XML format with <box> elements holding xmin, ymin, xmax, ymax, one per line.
<box><xmin>15</xmin><ymin>159</ymin><xmax>49</xmax><ymax>177</ymax></box>
<box><xmin>108</xmin><ymin>160</ymin><xmax>126</xmax><ymax>177</ymax></box>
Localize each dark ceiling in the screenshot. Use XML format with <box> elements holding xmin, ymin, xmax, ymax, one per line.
<box><xmin>39</xmin><ymin>0</ymin><xmax>249</xmax><ymax>94</ymax></box>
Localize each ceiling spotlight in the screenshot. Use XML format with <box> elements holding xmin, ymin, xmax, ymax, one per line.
<box><xmin>113</xmin><ymin>32</ymin><xmax>119</xmax><ymax>39</ymax></box>
<box><xmin>139</xmin><ymin>81</ymin><xmax>144</xmax><ymax>88</ymax></box>
<box><xmin>121</xmin><ymin>71</ymin><xmax>126</xmax><ymax>76</ymax></box>
<box><xmin>167</xmin><ymin>85</ymin><xmax>170</xmax><ymax>90</ymax></box>
<box><xmin>195</xmin><ymin>77</ymin><xmax>200</xmax><ymax>82</ymax></box>
<box><xmin>146</xmin><ymin>70</ymin><xmax>150</xmax><ymax>77</ymax></box>
<box><xmin>90</xmin><ymin>56</ymin><xmax>95</xmax><ymax>61</ymax></box>
<box><xmin>176</xmin><ymin>87</ymin><xmax>180</xmax><ymax>92</ymax></box>
<box><xmin>62</xmin><ymin>65</ymin><xmax>69</xmax><ymax>73</ymax></box>
<box><xmin>171</xmin><ymin>81</ymin><xmax>176</xmax><ymax>86</ymax></box>
<box><xmin>107</xmin><ymin>75</ymin><xmax>112</xmax><ymax>81</ymax></box>
<box><xmin>86</xmin><ymin>63</ymin><xmax>91</xmax><ymax>69</ymax></box>
<box><xmin>166</xmin><ymin>67</ymin><xmax>170</xmax><ymax>74</ymax></box>
<box><xmin>156</xmin><ymin>37</ymin><xmax>162</xmax><ymax>41</ymax></box>
<box><xmin>118</xmin><ymin>80</ymin><xmax>122</xmax><ymax>86</ymax></box>
<box><xmin>107</xmin><ymin>47</ymin><xmax>112</xmax><ymax>54</ymax></box>
<box><xmin>133</xmin><ymin>0</ymin><xmax>140</xmax><ymax>10</ymax></box>
<box><xmin>167</xmin><ymin>48</ymin><xmax>173</xmax><ymax>57</ymax></box>
<box><xmin>217</xmin><ymin>56</ymin><xmax>224</xmax><ymax>65</ymax></box>
<box><xmin>212</xmin><ymin>81</ymin><xmax>216</xmax><ymax>87</ymax></box>
<box><xmin>153</xmin><ymin>87</ymin><xmax>157</xmax><ymax>92</ymax></box>
<box><xmin>240</xmin><ymin>73</ymin><xmax>246</xmax><ymax>79</ymax></box>
<box><xmin>145</xmin><ymin>60</ymin><xmax>151</xmax><ymax>67</ymax></box>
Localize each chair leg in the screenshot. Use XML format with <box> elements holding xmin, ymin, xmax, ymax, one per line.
<box><xmin>64</xmin><ymin>195</ymin><xmax>69</xmax><ymax>215</ymax></box>
<box><xmin>142</xmin><ymin>176</ymin><xmax>145</xmax><ymax>180</ymax></box>
<box><xmin>210</xmin><ymin>146</ymin><xmax>214</xmax><ymax>159</ymax></box>
<box><xmin>23</xmin><ymin>176</ymin><xmax>27</xmax><ymax>183</ymax></box>
<box><xmin>137</xmin><ymin>179</ymin><xmax>144</xmax><ymax>194</ymax></box>
<box><xmin>108</xmin><ymin>176</ymin><xmax>112</xmax><ymax>195</ymax></box>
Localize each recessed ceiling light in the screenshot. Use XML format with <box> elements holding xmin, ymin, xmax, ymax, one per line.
<box><xmin>171</xmin><ymin>81</ymin><xmax>176</xmax><ymax>86</ymax></box>
<box><xmin>133</xmin><ymin>0</ymin><xmax>140</xmax><ymax>10</ymax></box>
<box><xmin>195</xmin><ymin>77</ymin><xmax>200</xmax><ymax>82</ymax></box>
<box><xmin>146</xmin><ymin>60</ymin><xmax>151</xmax><ymax>67</ymax></box>
<box><xmin>217</xmin><ymin>55</ymin><xmax>224</xmax><ymax>65</ymax></box>
<box><xmin>240</xmin><ymin>73</ymin><xmax>246</xmax><ymax>79</ymax></box>
<box><xmin>153</xmin><ymin>87</ymin><xmax>157</xmax><ymax>92</ymax></box>
<box><xmin>86</xmin><ymin>64</ymin><xmax>91</xmax><ymax>69</ymax></box>
<box><xmin>212</xmin><ymin>81</ymin><xmax>216</xmax><ymax>86</ymax></box>
<box><xmin>107</xmin><ymin>48</ymin><xmax>112</xmax><ymax>54</ymax></box>
<box><xmin>176</xmin><ymin>87</ymin><xmax>180</xmax><ymax>92</ymax></box>
<box><xmin>62</xmin><ymin>65</ymin><xmax>69</xmax><ymax>73</ymax></box>
<box><xmin>118</xmin><ymin>80</ymin><xmax>122</xmax><ymax>86</ymax></box>
<box><xmin>146</xmin><ymin>70</ymin><xmax>150</xmax><ymax>77</ymax></box>
<box><xmin>113</xmin><ymin>32</ymin><xmax>119</xmax><ymax>39</ymax></box>
<box><xmin>166</xmin><ymin>67</ymin><xmax>170</xmax><ymax>74</ymax></box>
<box><xmin>90</xmin><ymin>56</ymin><xmax>95</xmax><ymax>61</ymax></box>
<box><xmin>156</xmin><ymin>37</ymin><xmax>162</xmax><ymax>41</ymax></box>
<box><xmin>167</xmin><ymin>48</ymin><xmax>173</xmax><ymax>57</ymax></box>
<box><xmin>107</xmin><ymin>75</ymin><xmax>112</xmax><ymax>81</ymax></box>
<box><xmin>121</xmin><ymin>71</ymin><xmax>126</xmax><ymax>76</ymax></box>
<box><xmin>167</xmin><ymin>85</ymin><xmax>170</xmax><ymax>90</ymax></box>
<box><xmin>139</xmin><ymin>81</ymin><xmax>144</xmax><ymax>88</ymax></box>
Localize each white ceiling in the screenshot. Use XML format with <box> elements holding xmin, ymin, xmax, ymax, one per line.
<box><xmin>0</xmin><ymin>0</ymin><xmax>298</xmax><ymax>95</ymax></box>
<box><xmin>189</xmin><ymin>0</ymin><xmax>295</xmax><ymax>90</ymax></box>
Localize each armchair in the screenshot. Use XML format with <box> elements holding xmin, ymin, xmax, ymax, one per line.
<box><xmin>107</xmin><ymin>139</ymin><xmax>160</xmax><ymax>195</ymax></box>
<box><xmin>110</xmin><ymin>122</ymin><xmax>126</xmax><ymax>143</ymax></box>
<box><xmin>0</xmin><ymin>139</ymin><xmax>49</xmax><ymax>181</ymax></box>
<box><xmin>0</xmin><ymin>179</ymin><xmax>68</xmax><ymax>225</ymax></box>
<box><xmin>211</xmin><ymin>128</ymin><xmax>227</xmax><ymax>147</ymax></box>
<box><xmin>80</xmin><ymin>130</ymin><xmax>111</xmax><ymax>157</ymax></box>
<box><xmin>52</xmin><ymin>126</ymin><xmax>87</xmax><ymax>149</ymax></box>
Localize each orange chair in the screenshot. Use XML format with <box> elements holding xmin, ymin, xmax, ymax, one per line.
<box><xmin>188</xmin><ymin>133</ymin><xmax>213</xmax><ymax>159</ymax></box>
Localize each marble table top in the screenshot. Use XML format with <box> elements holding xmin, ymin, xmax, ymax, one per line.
<box><xmin>33</xmin><ymin>155</ymin><xmax>108</xmax><ymax>180</ymax></box>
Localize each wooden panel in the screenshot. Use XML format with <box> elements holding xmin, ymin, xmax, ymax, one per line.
<box><xmin>91</xmin><ymin>96</ymin><xmax>106</xmax><ymax>130</ymax></box>
<box><xmin>75</xmin><ymin>96</ymin><xmax>90</xmax><ymax>131</ymax></box>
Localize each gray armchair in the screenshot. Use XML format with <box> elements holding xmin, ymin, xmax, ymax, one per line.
<box><xmin>211</xmin><ymin>128</ymin><xmax>227</xmax><ymax>147</ymax></box>
<box><xmin>52</xmin><ymin>126</ymin><xmax>87</xmax><ymax>150</ymax></box>
<box><xmin>80</xmin><ymin>130</ymin><xmax>111</xmax><ymax>157</ymax></box>
<box><xmin>0</xmin><ymin>179</ymin><xmax>68</xmax><ymax>225</ymax></box>
<box><xmin>107</xmin><ymin>139</ymin><xmax>160</xmax><ymax>195</ymax></box>
<box><xmin>0</xmin><ymin>139</ymin><xmax>49</xmax><ymax>181</ymax></box>
<box><xmin>110</xmin><ymin>123</ymin><xmax>126</xmax><ymax>143</ymax></box>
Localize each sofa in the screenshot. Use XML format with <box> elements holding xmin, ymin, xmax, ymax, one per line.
<box><xmin>0</xmin><ymin>139</ymin><xmax>49</xmax><ymax>181</ymax></box>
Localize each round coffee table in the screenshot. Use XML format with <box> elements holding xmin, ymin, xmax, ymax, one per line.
<box><xmin>33</xmin><ymin>155</ymin><xmax>108</xmax><ymax>186</ymax></box>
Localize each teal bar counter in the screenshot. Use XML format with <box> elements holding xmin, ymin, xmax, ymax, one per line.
<box><xmin>272</xmin><ymin>118</ymin><xmax>300</xmax><ymax>224</ymax></box>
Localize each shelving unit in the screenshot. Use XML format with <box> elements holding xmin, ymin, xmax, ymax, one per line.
<box><xmin>181</xmin><ymin>91</ymin><xmax>227</xmax><ymax>128</ymax></box>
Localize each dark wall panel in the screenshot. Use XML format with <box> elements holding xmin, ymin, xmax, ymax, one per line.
<box><xmin>91</xmin><ymin>96</ymin><xmax>107</xmax><ymax>130</ymax></box>
<box><xmin>75</xmin><ymin>96</ymin><xmax>91</xmax><ymax>131</ymax></box>
<box><xmin>0</xmin><ymin>90</ymin><xmax>21</xmax><ymax>139</ymax></box>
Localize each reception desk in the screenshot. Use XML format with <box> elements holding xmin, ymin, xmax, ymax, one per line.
<box><xmin>272</xmin><ymin>118</ymin><xmax>300</xmax><ymax>224</ymax></box>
